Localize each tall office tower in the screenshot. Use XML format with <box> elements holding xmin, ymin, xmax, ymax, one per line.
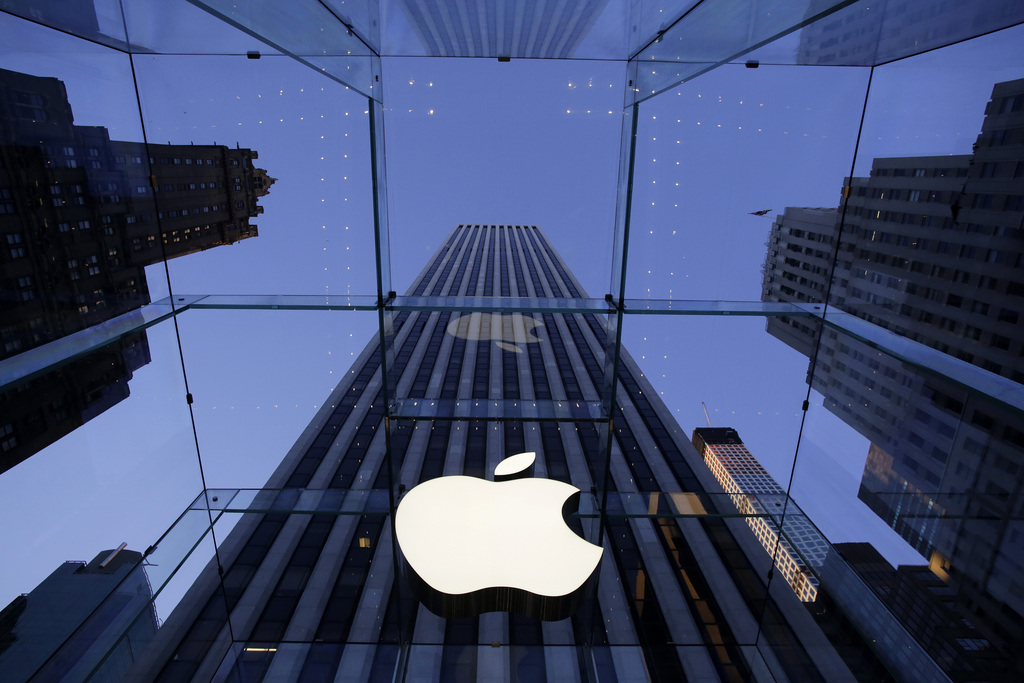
<box><xmin>130</xmin><ymin>224</ymin><xmax>853</xmax><ymax>682</ymax></box>
<box><xmin>0</xmin><ymin>546</ymin><xmax>158</xmax><ymax>683</ymax></box>
<box><xmin>760</xmin><ymin>79</ymin><xmax>1024</xmax><ymax>676</ymax></box>
<box><xmin>0</xmin><ymin>67</ymin><xmax>273</xmax><ymax>471</ymax></box>
<box><xmin>692</xmin><ymin>427</ymin><xmax>830</xmax><ymax>603</ymax></box>
<box><xmin>0</xmin><ymin>66</ymin><xmax>274</xmax><ymax>360</ymax></box>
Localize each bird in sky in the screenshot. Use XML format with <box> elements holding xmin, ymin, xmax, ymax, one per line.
<box><xmin>748</xmin><ymin>209</ymin><xmax>772</xmax><ymax>216</ymax></box>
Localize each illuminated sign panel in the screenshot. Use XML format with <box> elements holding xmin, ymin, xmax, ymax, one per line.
<box><xmin>395</xmin><ymin>452</ymin><xmax>603</xmax><ymax>620</ymax></box>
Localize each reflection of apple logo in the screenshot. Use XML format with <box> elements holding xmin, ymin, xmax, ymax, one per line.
<box><xmin>395</xmin><ymin>452</ymin><xmax>603</xmax><ymax>620</ymax></box>
<box><xmin>446</xmin><ymin>312</ymin><xmax>544</xmax><ymax>353</ymax></box>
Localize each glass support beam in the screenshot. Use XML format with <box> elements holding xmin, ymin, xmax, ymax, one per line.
<box><xmin>0</xmin><ymin>296</ymin><xmax>202</xmax><ymax>391</ymax></box>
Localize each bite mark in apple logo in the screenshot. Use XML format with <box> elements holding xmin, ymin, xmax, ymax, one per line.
<box><xmin>395</xmin><ymin>452</ymin><xmax>603</xmax><ymax>621</ymax></box>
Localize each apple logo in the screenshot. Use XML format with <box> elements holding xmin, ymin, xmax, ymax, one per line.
<box><xmin>395</xmin><ymin>452</ymin><xmax>603</xmax><ymax>621</ymax></box>
<box><xmin>446</xmin><ymin>312</ymin><xmax>544</xmax><ymax>353</ymax></box>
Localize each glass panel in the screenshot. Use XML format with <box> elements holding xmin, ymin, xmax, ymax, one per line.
<box><xmin>128</xmin><ymin>53</ymin><xmax>376</xmax><ymax>300</ymax></box>
<box><xmin>626</xmin><ymin>62</ymin><xmax>869</xmax><ymax>302</ymax></box>
<box><xmin>382</xmin><ymin>59</ymin><xmax>624</xmax><ymax>299</ymax></box>
<box><xmin>776</xmin><ymin>36</ymin><xmax>1024</xmax><ymax>677</ymax></box>
<box><xmin>631</xmin><ymin>0</ymin><xmax>852</xmax><ymax>103</ymax></box>
<box><xmin>0</xmin><ymin>320</ymin><xmax>203</xmax><ymax>638</ymax></box>
<box><xmin>120</xmin><ymin>0</ymin><xmax>283</xmax><ymax>56</ymax></box>
<box><xmin>379</xmin><ymin>0</ymin><xmax>629</xmax><ymax>60</ymax></box>
<box><xmin>175</xmin><ymin>309</ymin><xmax>379</xmax><ymax>488</ymax></box>
<box><xmin>747</xmin><ymin>0</ymin><xmax>1024</xmax><ymax>68</ymax></box>
<box><xmin>0</xmin><ymin>0</ymin><xmax>128</xmax><ymax>47</ymax></box>
<box><xmin>0</xmin><ymin>17</ymin><xmax>159</xmax><ymax>357</ymax></box>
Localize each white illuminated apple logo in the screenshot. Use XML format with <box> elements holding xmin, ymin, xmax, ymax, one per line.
<box><xmin>395</xmin><ymin>452</ymin><xmax>603</xmax><ymax>620</ymax></box>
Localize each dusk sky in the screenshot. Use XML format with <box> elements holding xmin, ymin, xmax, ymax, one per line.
<box><xmin>1</xmin><ymin>7</ymin><xmax>1022</xmax><ymax>618</ymax></box>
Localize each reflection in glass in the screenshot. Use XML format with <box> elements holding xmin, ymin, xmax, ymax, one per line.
<box><xmin>0</xmin><ymin>546</ymin><xmax>157</xmax><ymax>682</ymax></box>
<box><xmin>763</xmin><ymin>77</ymin><xmax>1024</xmax><ymax>675</ymax></box>
<box><xmin>0</xmin><ymin>332</ymin><xmax>148</xmax><ymax>473</ymax></box>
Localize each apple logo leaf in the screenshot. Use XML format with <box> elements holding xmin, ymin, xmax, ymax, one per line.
<box><xmin>493</xmin><ymin>451</ymin><xmax>535</xmax><ymax>481</ymax></box>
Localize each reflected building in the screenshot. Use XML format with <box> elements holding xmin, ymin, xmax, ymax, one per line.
<box><xmin>394</xmin><ymin>0</ymin><xmax>609</xmax><ymax>58</ymax></box>
<box><xmin>761</xmin><ymin>78</ymin><xmax>1024</xmax><ymax>677</ymax></box>
<box><xmin>129</xmin><ymin>225</ymin><xmax>855</xmax><ymax>682</ymax></box>
<box><xmin>794</xmin><ymin>0</ymin><xmax>1024</xmax><ymax>66</ymax></box>
<box><xmin>0</xmin><ymin>332</ymin><xmax>149</xmax><ymax>473</ymax></box>
<box><xmin>831</xmin><ymin>542</ymin><xmax>1004</xmax><ymax>681</ymax></box>
<box><xmin>0</xmin><ymin>546</ymin><xmax>158</xmax><ymax>683</ymax></box>
<box><xmin>692</xmin><ymin>427</ymin><xmax>829</xmax><ymax>603</ymax></box>
<box><xmin>0</xmin><ymin>67</ymin><xmax>273</xmax><ymax>471</ymax></box>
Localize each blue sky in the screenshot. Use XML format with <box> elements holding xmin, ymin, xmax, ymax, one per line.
<box><xmin>1</xmin><ymin>11</ymin><xmax>1022</xmax><ymax>612</ymax></box>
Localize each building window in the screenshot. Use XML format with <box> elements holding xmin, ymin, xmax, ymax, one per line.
<box><xmin>0</xmin><ymin>423</ymin><xmax>16</xmax><ymax>452</ymax></box>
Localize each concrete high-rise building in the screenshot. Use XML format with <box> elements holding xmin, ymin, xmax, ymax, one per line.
<box><xmin>0</xmin><ymin>546</ymin><xmax>158</xmax><ymax>683</ymax></box>
<box><xmin>692</xmin><ymin>427</ymin><xmax>830</xmax><ymax>603</ymax></box>
<box><xmin>761</xmin><ymin>78</ymin><xmax>1024</xmax><ymax>677</ymax></box>
<box><xmin>127</xmin><ymin>224</ymin><xmax>856</xmax><ymax>682</ymax></box>
<box><xmin>0</xmin><ymin>66</ymin><xmax>275</xmax><ymax>361</ymax></box>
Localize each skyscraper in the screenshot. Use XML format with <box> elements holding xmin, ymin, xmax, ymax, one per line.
<box><xmin>761</xmin><ymin>78</ymin><xmax>1024</xmax><ymax>676</ymax></box>
<box><xmin>692</xmin><ymin>427</ymin><xmax>830</xmax><ymax>603</ymax></box>
<box><xmin>0</xmin><ymin>66</ymin><xmax>274</xmax><ymax>361</ymax></box>
<box><xmin>0</xmin><ymin>546</ymin><xmax>158</xmax><ymax>683</ymax></box>
<box><xmin>0</xmin><ymin>67</ymin><xmax>274</xmax><ymax>471</ymax></box>
<box><xmin>128</xmin><ymin>224</ymin><xmax>854</xmax><ymax>682</ymax></box>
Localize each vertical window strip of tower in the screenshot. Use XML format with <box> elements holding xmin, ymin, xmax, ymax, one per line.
<box><xmin>498</xmin><ymin>226</ymin><xmax>511</xmax><ymax>297</ymax></box>
<box><xmin>154</xmin><ymin>514</ymin><xmax>288</xmax><ymax>681</ymax></box>
<box><xmin>293</xmin><ymin>514</ymin><xmax>386</xmax><ymax>677</ymax></box>
<box><xmin>471</xmin><ymin>230</ymin><xmax>496</xmax><ymax>398</ymax></box>
<box><xmin>499</xmin><ymin>230</ymin><xmax>523</xmax><ymax>398</ymax></box>
<box><xmin>418</xmin><ymin>422</ymin><xmax>452</xmax><ymax>484</ymax></box>
<box><xmin>463</xmin><ymin>420</ymin><xmax>487</xmax><ymax>479</ymax></box>
<box><xmin>245</xmin><ymin>514</ymin><xmax>336</xmax><ymax>648</ymax></box>
<box><xmin>511</xmin><ymin>226</ymin><xmax>555</xmax><ymax>402</ymax></box>
<box><xmin>407</xmin><ymin>226</ymin><xmax>476</xmax><ymax>398</ymax></box>
<box><xmin>508</xmin><ymin>613</ymin><xmax>547</xmax><ymax>682</ymax></box>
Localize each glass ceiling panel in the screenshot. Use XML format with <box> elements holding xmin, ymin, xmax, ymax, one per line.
<box><xmin>739</xmin><ymin>0</ymin><xmax>1024</xmax><ymax>69</ymax></box>
<box><xmin>0</xmin><ymin>0</ymin><xmax>130</xmax><ymax>50</ymax></box>
<box><xmin>129</xmin><ymin>53</ymin><xmax>376</xmax><ymax>299</ymax></box>
<box><xmin>630</xmin><ymin>0</ymin><xmax>854</xmax><ymax>104</ymax></box>
<box><xmin>624</xmin><ymin>63</ymin><xmax>867</xmax><ymax>302</ymax></box>
<box><xmin>379</xmin><ymin>0</ymin><xmax>631</xmax><ymax>60</ymax></box>
<box><xmin>383</xmin><ymin>58</ymin><xmax>624</xmax><ymax>299</ymax></box>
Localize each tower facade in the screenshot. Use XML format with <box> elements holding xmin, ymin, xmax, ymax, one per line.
<box><xmin>130</xmin><ymin>224</ymin><xmax>853</xmax><ymax>682</ymax></box>
<box><xmin>692</xmin><ymin>427</ymin><xmax>830</xmax><ymax>603</ymax></box>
